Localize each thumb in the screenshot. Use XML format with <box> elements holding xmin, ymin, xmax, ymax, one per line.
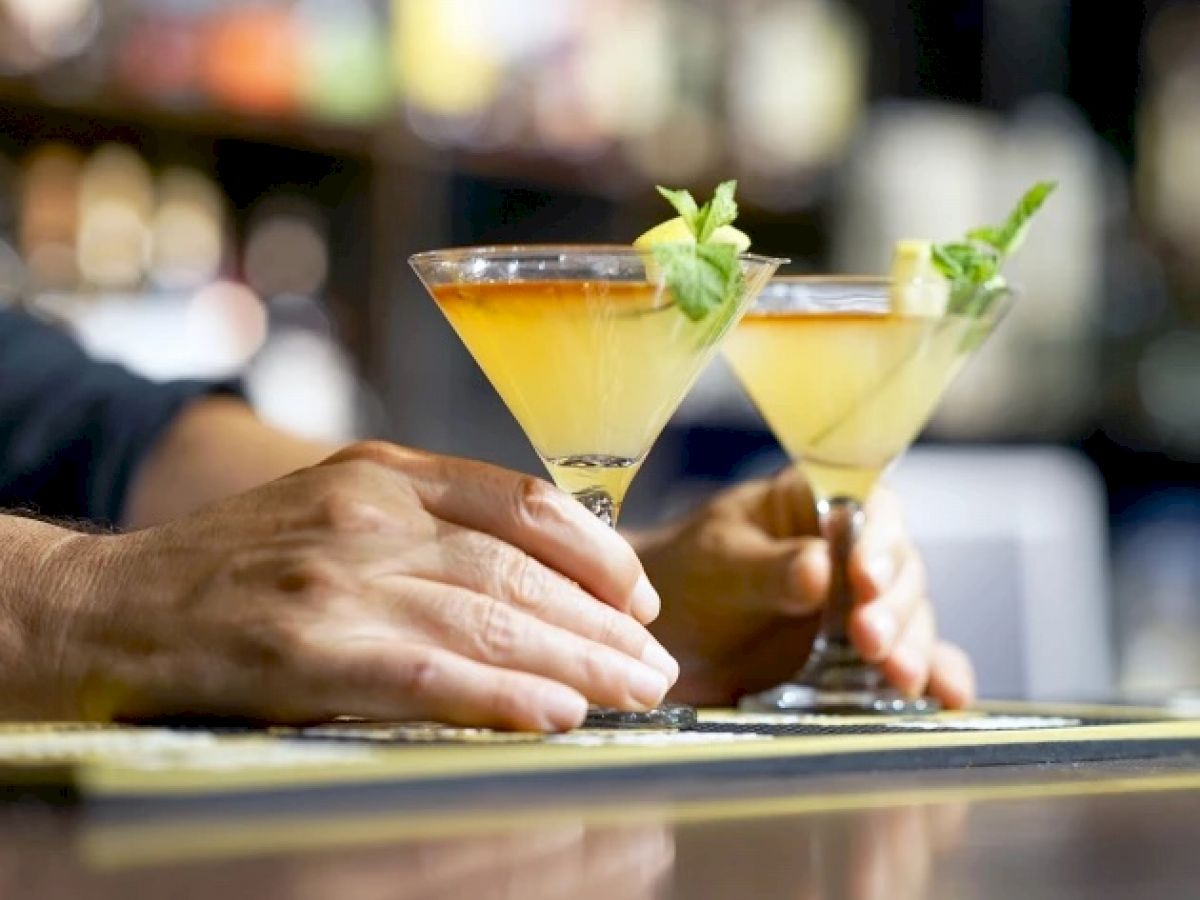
<box><xmin>721</xmin><ymin>525</ymin><xmax>830</xmax><ymax>616</ymax></box>
<box><xmin>754</xmin><ymin>466</ymin><xmax>820</xmax><ymax>538</ymax></box>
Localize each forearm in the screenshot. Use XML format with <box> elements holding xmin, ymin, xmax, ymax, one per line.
<box><xmin>124</xmin><ymin>397</ymin><xmax>338</xmax><ymax>528</ymax></box>
<box><xmin>0</xmin><ymin>515</ymin><xmax>102</xmax><ymax>718</ymax></box>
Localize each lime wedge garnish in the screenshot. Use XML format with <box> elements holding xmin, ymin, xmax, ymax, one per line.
<box><xmin>889</xmin><ymin>239</ymin><xmax>949</xmax><ymax>317</ymax></box>
<box><xmin>635</xmin><ymin>215</ymin><xmax>751</xmax><ymax>291</ymax></box>
<box><xmin>635</xmin><ymin>216</ymin><xmax>751</xmax><ymax>254</ymax></box>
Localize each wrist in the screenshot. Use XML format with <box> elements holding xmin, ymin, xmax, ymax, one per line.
<box><xmin>44</xmin><ymin>530</ymin><xmax>138</xmax><ymax>720</ymax></box>
<box><xmin>0</xmin><ymin>517</ymin><xmax>118</xmax><ymax>717</ymax></box>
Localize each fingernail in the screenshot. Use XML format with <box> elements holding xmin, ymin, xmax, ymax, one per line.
<box><xmin>867</xmin><ymin>609</ymin><xmax>897</xmax><ymax>651</ymax></box>
<box><xmin>626</xmin><ymin>662</ymin><xmax>669</xmax><ymax>708</ymax></box>
<box><xmin>542</xmin><ymin>688</ymin><xmax>588</xmax><ymax>731</ymax></box>
<box><xmin>867</xmin><ymin>552</ymin><xmax>895</xmax><ymax>589</ymax></box>
<box><xmin>641</xmin><ymin>641</ymin><xmax>680</xmax><ymax>686</ymax></box>
<box><xmin>630</xmin><ymin>573</ymin><xmax>661</xmax><ymax>623</ymax></box>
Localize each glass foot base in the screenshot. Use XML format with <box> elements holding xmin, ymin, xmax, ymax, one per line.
<box><xmin>738</xmin><ymin>683</ymin><xmax>938</xmax><ymax>716</ymax></box>
<box><xmin>583</xmin><ymin>702</ymin><xmax>697</xmax><ymax>729</ymax></box>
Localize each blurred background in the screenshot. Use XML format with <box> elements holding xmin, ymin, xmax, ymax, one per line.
<box><xmin>0</xmin><ymin>0</ymin><xmax>1197</xmax><ymax>703</ymax></box>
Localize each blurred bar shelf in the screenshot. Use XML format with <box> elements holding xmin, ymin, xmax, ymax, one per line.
<box><xmin>0</xmin><ymin>76</ymin><xmax>380</xmax><ymax>159</ymax></box>
<box><xmin>0</xmin><ymin>77</ymin><xmax>756</xmax><ymax>209</ymax></box>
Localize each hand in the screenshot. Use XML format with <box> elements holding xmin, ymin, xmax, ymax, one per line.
<box><xmin>55</xmin><ymin>442</ymin><xmax>679</xmax><ymax>730</ymax></box>
<box><xmin>636</xmin><ymin>467</ymin><xmax>974</xmax><ymax>708</ymax></box>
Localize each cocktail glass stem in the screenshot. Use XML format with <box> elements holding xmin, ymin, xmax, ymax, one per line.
<box><xmin>740</xmin><ymin>495</ymin><xmax>937</xmax><ymax>714</ymax></box>
<box><xmin>573</xmin><ymin>489</ymin><xmax>619</xmax><ymax>529</ymax></box>
<box><xmin>579</xmin><ymin>494</ymin><xmax>697</xmax><ymax>729</ymax></box>
<box><xmin>800</xmin><ymin>497</ymin><xmax>882</xmax><ymax>693</ymax></box>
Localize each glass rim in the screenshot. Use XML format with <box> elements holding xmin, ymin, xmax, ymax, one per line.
<box><xmin>409</xmin><ymin>243</ymin><xmax>789</xmax><ymax>268</ymax></box>
<box><xmin>763</xmin><ymin>274</ymin><xmax>1023</xmax><ymax>291</ymax></box>
<box><xmin>749</xmin><ymin>274</ymin><xmax>1021</xmax><ymax>315</ymax></box>
<box><xmin>769</xmin><ymin>275</ymin><xmax>892</xmax><ymax>286</ymax></box>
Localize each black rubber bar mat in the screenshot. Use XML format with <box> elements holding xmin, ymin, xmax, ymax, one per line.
<box><xmin>0</xmin><ymin>704</ymin><xmax>1195</xmax><ymax>808</ymax></box>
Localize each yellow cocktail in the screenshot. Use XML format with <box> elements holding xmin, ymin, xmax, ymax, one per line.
<box><xmin>724</xmin><ymin>308</ymin><xmax>974</xmax><ymax>502</ymax></box>
<box><xmin>725</xmin><ymin>277</ymin><xmax>1010</xmax><ymax>714</ymax></box>
<box><xmin>432</xmin><ymin>278</ymin><xmax>751</xmax><ymax>523</ymax></box>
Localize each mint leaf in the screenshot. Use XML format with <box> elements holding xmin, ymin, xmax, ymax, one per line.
<box><xmin>655</xmin><ymin>186</ymin><xmax>700</xmax><ymax>233</ymax></box>
<box><xmin>937</xmin><ymin>181</ymin><xmax>1056</xmax><ymax>319</ymax></box>
<box><xmin>693</xmin><ymin>179</ymin><xmax>739</xmax><ymax>243</ymax></box>
<box><xmin>649</xmin><ymin>181</ymin><xmax>747</xmax><ymax>322</ymax></box>
<box><xmin>931</xmin><ymin>243</ymin><xmax>968</xmax><ymax>280</ymax></box>
<box><xmin>696</xmin><ymin>241</ymin><xmax>743</xmax><ymax>304</ymax></box>
<box><xmin>967</xmin><ymin>181</ymin><xmax>1057</xmax><ymax>256</ymax></box>
<box><xmin>933</xmin><ymin>242</ymin><xmax>998</xmax><ymax>280</ymax></box>
<box><xmin>652</xmin><ymin>243</ymin><xmax>737</xmax><ymax>321</ymax></box>
<box><xmin>964</xmin><ymin>225</ymin><xmax>1005</xmax><ymax>251</ymax></box>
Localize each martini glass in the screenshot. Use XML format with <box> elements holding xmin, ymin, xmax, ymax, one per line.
<box><xmin>410</xmin><ymin>245</ymin><xmax>784</xmax><ymax>726</ymax></box>
<box><xmin>722</xmin><ymin>277</ymin><xmax>1012</xmax><ymax>714</ymax></box>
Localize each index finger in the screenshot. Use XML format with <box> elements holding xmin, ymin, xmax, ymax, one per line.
<box><xmin>324</xmin><ymin>443</ymin><xmax>660</xmax><ymax>624</ymax></box>
<box><xmin>849</xmin><ymin>486</ymin><xmax>911</xmax><ymax>601</ymax></box>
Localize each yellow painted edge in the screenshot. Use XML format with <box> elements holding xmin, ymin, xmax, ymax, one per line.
<box><xmin>975</xmin><ymin>699</ymin><xmax>1182</xmax><ymax>720</ymax></box>
<box><xmin>73</xmin><ymin>719</ymin><xmax>1200</xmax><ymax>797</ymax></box>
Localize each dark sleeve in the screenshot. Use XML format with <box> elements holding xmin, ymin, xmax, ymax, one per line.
<box><xmin>0</xmin><ymin>307</ymin><xmax>243</xmax><ymax>526</ymax></box>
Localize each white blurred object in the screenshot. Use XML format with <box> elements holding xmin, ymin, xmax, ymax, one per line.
<box><xmin>835</xmin><ymin>103</ymin><xmax>993</xmax><ymax>273</ymax></box>
<box><xmin>246</xmin><ymin>327</ymin><xmax>360</xmax><ymax>443</ymax></box>
<box><xmin>51</xmin><ymin>285</ymin><xmax>359</xmax><ymax>443</ymax></box>
<box><xmin>77</xmin><ymin>144</ymin><xmax>154</xmax><ymax>290</ymax></box>
<box><xmin>395</xmin><ymin>0</ymin><xmax>502</xmax><ymax>120</ymax></box>
<box><xmin>150</xmin><ymin>167</ymin><xmax>225</xmax><ymax>291</ymax></box>
<box><xmin>889</xmin><ymin>446</ymin><xmax>1112</xmax><ymax>701</ymax></box>
<box><xmin>576</xmin><ymin>0</ymin><xmax>673</xmax><ymax>141</ymax></box>
<box><xmin>730</xmin><ymin>0</ymin><xmax>866</xmax><ymax>179</ymax></box>
<box><xmin>52</xmin><ymin>282</ymin><xmax>266</xmax><ymax>381</ymax></box>
<box><xmin>243</xmin><ymin>200</ymin><xmax>329</xmax><ymax>299</ymax></box>
<box><xmin>2</xmin><ymin>0</ymin><xmax>99</xmax><ymax>60</ymax></box>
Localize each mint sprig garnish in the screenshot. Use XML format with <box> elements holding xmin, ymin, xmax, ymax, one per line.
<box><xmin>655</xmin><ymin>186</ymin><xmax>700</xmax><ymax>226</ymax></box>
<box><xmin>651</xmin><ymin>242</ymin><xmax>742</xmax><ymax>321</ymax></box>
<box><xmin>808</xmin><ymin>180</ymin><xmax>1057</xmax><ymax>446</ymax></box>
<box><xmin>651</xmin><ymin>180</ymin><xmax>745</xmax><ymax>322</ymax></box>
<box><xmin>967</xmin><ymin>180</ymin><xmax>1057</xmax><ymax>256</ymax></box>
<box><xmin>932</xmin><ymin>180</ymin><xmax>1057</xmax><ymax>318</ymax></box>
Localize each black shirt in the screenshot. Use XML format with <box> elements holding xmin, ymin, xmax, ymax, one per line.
<box><xmin>0</xmin><ymin>307</ymin><xmax>236</xmax><ymax>526</ymax></box>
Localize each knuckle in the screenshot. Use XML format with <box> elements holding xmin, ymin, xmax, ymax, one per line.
<box><xmin>578</xmin><ymin>643</ymin><xmax>614</xmax><ymax>691</ymax></box>
<box><xmin>511</xmin><ymin>475</ymin><xmax>558</xmax><ymax>530</ymax></box>
<box><xmin>338</xmin><ymin>457</ymin><xmax>387</xmax><ymax>485</ymax></box>
<box><xmin>477</xmin><ymin>598</ymin><xmax>520</xmax><ymax>661</ymax></box>
<box><xmin>273</xmin><ymin>557</ymin><xmax>349</xmax><ymax>605</ymax></box>
<box><xmin>307</xmin><ymin>460</ymin><xmax>381</xmax><ymax>507</ymax></box>
<box><xmin>331</xmin><ymin>440</ymin><xmax>404</xmax><ymax>467</ymax></box>
<box><xmin>598</xmin><ymin>607</ymin><xmax>647</xmax><ymax>656</ymax></box>
<box><xmin>397</xmin><ymin>649</ymin><xmax>441</xmax><ymax>698</ymax></box>
<box><xmin>592</xmin><ymin>609</ymin><xmax>627</xmax><ymax>650</ymax></box>
<box><xmin>497</xmin><ymin>548</ymin><xmax>545</xmax><ymax>605</ymax></box>
<box><xmin>314</xmin><ymin>490</ymin><xmax>386</xmax><ymax>535</ymax></box>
